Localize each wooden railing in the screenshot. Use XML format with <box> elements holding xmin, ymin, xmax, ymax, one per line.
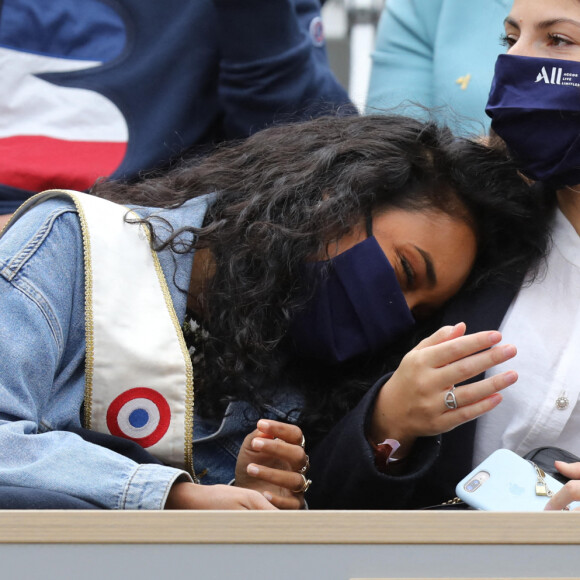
<box><xmin>2</xmin><ymin>511</ymin><xmax>580</xmax><ymax>580</ymax></box>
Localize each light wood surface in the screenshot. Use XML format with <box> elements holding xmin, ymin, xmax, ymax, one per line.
<box><xmin>1</xmin><ymin>510</ymin><xmax>579</xmax><ymax>544</ymax></box>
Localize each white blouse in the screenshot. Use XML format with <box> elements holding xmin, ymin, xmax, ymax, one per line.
<box><xmin>474</xmin><ymin>208</ymin><xmax>580</xmax><ymax>466</ymax></box>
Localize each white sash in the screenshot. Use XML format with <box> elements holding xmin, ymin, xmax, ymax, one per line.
<box><xmin>5</xmin><ymin>190</ymin><xmax>194</xmax><ymax>473</ymax></box>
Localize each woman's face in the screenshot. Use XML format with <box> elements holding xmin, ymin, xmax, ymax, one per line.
<box><xmin>329</xmin><ymin>208</ymin><xmax>477</xmax><ymax>319</ymax></box>
<box><xmin>504</xmin><ymin>0</ymin><xmax>580</xmax><ymax>60</ymax></box>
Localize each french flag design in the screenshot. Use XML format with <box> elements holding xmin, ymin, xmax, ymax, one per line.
<box><xmin>0</xmin><ymin>0</ymin><xmax>129</xmax><ymax>193</ymax></box>
<box><xmin>106</xmin><ymin>388</ymin><xmax>172</xmax><ymax>448</ymax></box>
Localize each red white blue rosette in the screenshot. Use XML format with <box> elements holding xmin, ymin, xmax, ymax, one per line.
<box><xmin>106</xmin><ymin>387</ymin><xmax>171</xmax><ymax>447</ymax></box>
<box><xmin>309</xmin><ymin>16</ymin><xmax>325</xmax><ymax>47</ymax></box>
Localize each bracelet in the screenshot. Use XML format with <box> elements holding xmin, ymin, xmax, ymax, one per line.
<box><xmin>369</xmin><ymin>438</ymin><xmax>400</xmax><ymax>473</ymax></box>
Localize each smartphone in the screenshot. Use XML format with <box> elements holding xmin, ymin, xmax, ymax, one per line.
<box><xmin>456</xmin><ymin>448</ymin><xmax>580</xmax><ymax>511</ymax></box>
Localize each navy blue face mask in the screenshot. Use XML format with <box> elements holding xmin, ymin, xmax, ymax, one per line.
<box><xmin>486</xmin><ymin>54</ymin><xmax>580</xmax><ymax>188</ymax></box>
<box><xmin>288</xmin><ymin>234</ymin><xmax>415</xmax><ymax>364</ymax></box>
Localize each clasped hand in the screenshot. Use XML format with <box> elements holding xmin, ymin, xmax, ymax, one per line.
<box><xmin>234</xmin><ymin>419</ymin><xmax>309</xmax><ymax>510</ymax></box>
<box><xmin>165</xmin><ymin>419</ymin><xmax>308</xmax><ymax>510</ymax></box>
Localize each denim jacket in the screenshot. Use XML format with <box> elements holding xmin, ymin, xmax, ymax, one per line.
<box><xmin>0</xmin><ymin>194</ymin><xmax>301</xmax><ymax>509</ymax></box>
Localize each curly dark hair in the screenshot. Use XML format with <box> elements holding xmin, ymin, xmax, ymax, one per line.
<box><xmin>93</xmin><ymin>114</ymin><xmax>551</xmax><ymax>438</ymax></box>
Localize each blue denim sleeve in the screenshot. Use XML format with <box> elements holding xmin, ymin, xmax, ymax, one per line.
<box><xmin>0</xmin><ymin>200</ymin><xmax>191</xmax><ymax>509</ymax></box>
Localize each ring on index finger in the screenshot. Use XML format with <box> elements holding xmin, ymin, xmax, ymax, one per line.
<box><xmin>444</xmin><ymin>386</ymin><xmax>458</xmax><ymax>410</ymax></box>
<box><xmin>299</xmin><ymin>454</ymin><xmax>310</xmax><ymax>475</ymax></box>
<box><xmin>300</xmin><ymin>434</ymin><xmax>306</xmax><ymax>449</ymax></box>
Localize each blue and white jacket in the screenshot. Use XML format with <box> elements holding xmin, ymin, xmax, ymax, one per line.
<box><xmin>0</xmin><ymin>0</ymin><xmax>353</xmax><ymax>212</ymax></box>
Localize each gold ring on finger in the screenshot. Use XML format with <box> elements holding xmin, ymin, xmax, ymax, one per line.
<box><xmin>293</xmin><ymin>473</ymin><xmax>312</xmax><ymax>494</ymax></box>
<box><xmin>299</xmin><ymin>454</ymin><xmax>310</xmax><ymax>475</ymax></box>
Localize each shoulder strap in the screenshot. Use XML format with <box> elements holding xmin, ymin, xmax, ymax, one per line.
<box><xmin>6</xmin><ymin>190</ymin><xmax>194</xmax><ymax>474</ymax></box>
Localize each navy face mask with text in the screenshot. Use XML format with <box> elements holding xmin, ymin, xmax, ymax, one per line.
<box><xmin>288</xmin><ymin>236</ymin><xmax>415</xmax><ymax>364</ymax></box>
<box><xmin>486</xmin><ymin>53</ymin><xmax>580</xmax><ymax>188</ymax></box>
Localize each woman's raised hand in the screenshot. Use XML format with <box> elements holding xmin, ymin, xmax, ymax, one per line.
<box><xmin>234</xmin><ymin>419</ymin><xmax>310</xmax><ymax>509</ymax></box>
<box><xmin>369</xmin><ymin>322</ymin><xmax>518</xmax><ymax>458</ymax></box>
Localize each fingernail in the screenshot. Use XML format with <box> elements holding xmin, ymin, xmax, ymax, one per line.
<box><xmin>504</xmin><ymin>370</ymin><xmax>518</xmax><ymax>384</ymax></box>
<box><xmin>257</xmin><ymin>420</ymin><xmax>270</xmax><ymax>431</ymax></box>
<box><xmin>252</xmin><ymin>438</ymin><xmax>265</xmax><ymax>450</ymax></box>
<box><xmin>247</xmin><ymin>464</ymin><xmax>259</xmax><ymax>475</ymax></box>
<box><xmin>489</xmin><ymin>331</ymin><xmax>501</xmax><ymax>344</ymax></box>
<box><xmin>263</xmin><ymin>491</ymin><xmax>273</xmax><ymax>501</ymax></box>
<box><xmin>503</xmin><ymin>345</ymin><xmax>517</xmax><ymax>357</ymax></box>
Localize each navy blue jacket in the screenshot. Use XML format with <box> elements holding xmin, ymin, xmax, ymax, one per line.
<box><xmin>0</xmin><ymin>0</ymin><xmax>353</xmax><ymax>212</ymax></box>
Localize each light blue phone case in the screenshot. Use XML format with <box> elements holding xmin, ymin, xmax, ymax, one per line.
<box><xmin>456</xmin><ymin>448</ymin><xmax>580</xmax><ymax>511</ymax></box>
